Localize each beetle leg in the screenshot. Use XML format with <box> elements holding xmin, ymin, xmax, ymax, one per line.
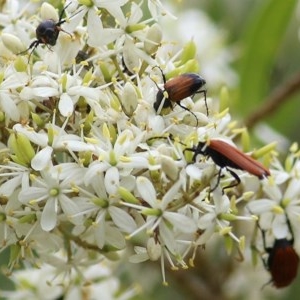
<box><xmin>194</xmin><ymin>89</ymin><xmax>208</xmax><ymax>116</ymax></box>
<box><xmin>210</xmin><ymin>168</ymin><xmax>223</xmax><ymax>192</ymax></box>
<box><xmin>176</xmin><ymin>102</ymin><xmax>199</xmax><ymax>127</ymax></box>
<box><xmin>221</xmin><ymin>168</ymin><xmax>241</xmax><ymax>192</ymax></box>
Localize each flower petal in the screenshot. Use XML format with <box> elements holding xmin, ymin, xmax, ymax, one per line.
<box><xmin>109</xmin><ymin>206</ymin><xmax>136</xmax><ymax>233</ymax></box>
<box><xmin>31</xmin><ymin>146</ymin><xmax>53</xmax><ymax>171</ymax></box>
<box><xmin>41</xmin><ymin>198</ymin><xmax>57</xmax><ymax>231</ymax></box>
<box><xmin>58</xmin><ymin>93</ymin><xmax>74</xmax><ymax>117</ymax></box>
<box><xmin>164</xmin><ymin>211</ymin><xmax>197</xmax><ymax>233</ymax></box>
<box><xmin>247</xmin><ymin>199</ymin><xmax>275</xmax><ymax>214</ymax></box>
<box><xmin>104</xmin><ymin>167</ymin><xmax>119</xmax><ymax>195</ymax></box>
<box><xmin>136</xmin><ymin>176</ymin><xmax>156</xmax><ymax>207</ymax></box>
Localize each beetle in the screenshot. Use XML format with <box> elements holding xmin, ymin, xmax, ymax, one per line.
<box><xmin>264</xmin><ymin>238</ymin><xmax>299</xmax><ymax>288</ymax></box>
<box><xmin>260</xmin><ymin>218</ymin><xmax>299</xmax><ymax>288</ymax></box>
<box><xmin>184</xmin><ymin>139</ymin><xmax>270</xmax><ymax>191</ymax></box>
<box><xmin>20</xmin><ymin>3</ymin><xmax>79</xmax><ymax>60</ymax></box>
<box><xmin>152</xmin><ymin>67</ymin><xmax>207</xmax><ymax>126</ymax></box>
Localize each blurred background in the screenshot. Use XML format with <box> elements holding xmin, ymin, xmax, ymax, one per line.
<box><xmin>1</xmin><ymin>0</ymin><xmax>300</xmax><ymax>299</ymax></box>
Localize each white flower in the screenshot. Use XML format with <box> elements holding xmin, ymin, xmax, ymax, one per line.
<box><xmin>18</xmin><ymin>165</ymin><xmax>84</xmax><ymax>231</ymax></box>
<box><xmin>0</xmin><ymin>68</ymin><xmax>29</xmax><ymax>121</ymax></box>
<box><xmin>147</xmin><ymin>0</ymin><xmax>177</xmax><ymax>20</ymax></box>
<box><xmin>0</xmin><ymin>0</ymin><xmax>36</xmax><ymax>39</ymax></box>
<box><xmin>1</xmin><ymin>265</ymin><xmax>63</xmax><ymax>300</ymax></box>
<box><xmin>72</xmin><ymin>168</ymin><xmax>137</xmax><ymax>249</ymax></box>
<box><xmin>0</xmin><ymin>162</ymin><xmax>30</xmax><ymax>197</ymax></box>
<box><xmin>2</xmin><ymin>258</ymin><xmax>138</xmax><ymax>300</ymax></box>
<box><xmin>0</xmin><ymin>190</ymin><xmax>22</xmax><ymax>249</ymax></box>
<box><xmin>247</xmin><ymin>146</ymin><xmax>300</xmax><ymax>245</ymax></box>
<box><xmin>13</xmin><ymin>121</ymin><xmax>94</xmax><ymax>171</ymax></box>
<box><xmin>123</xmin><ymin>175</ymin><xmax>197</xmax><ymax>284</ymax></box>
<box><xmin>64</xmin><ymin>0</ymin><xmax>128</xmax><ymax>47</ymax></box>
<box><xmin>19</xmin><ymin>69</ymin><xmax>103</xmax><ymax>117</ymax></box>
<box><xmin>84</xmin><ymin>126</ymin><xmax>148</xmax><ymax>182</ymax></box>
<box><xmin>195</xmin><ymin>188</ymin><xmax>242</xmax><ymax>245</ymax></box>
<box><xmin>132</xmin><ymin>176</ymin><xmax>196</xmax><ymax>246</ymax></box>
<box><xmin>247</xmin><ymin>177</ymin><xmax>300</xmax><ymax>240</ymax></box>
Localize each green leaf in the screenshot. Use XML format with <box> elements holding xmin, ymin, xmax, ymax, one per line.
<box><xmin>236</xmin><ymin>0</ymin><xmax>297</xmax><ymax>115</ymax></box>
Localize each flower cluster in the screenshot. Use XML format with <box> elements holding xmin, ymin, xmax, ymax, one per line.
<box><xmin>248</xmin><ymin>143</ymin><xmax>300</xmax><ymax>249</ymax></box>
<box><xmin>0</xmin><ymin>0</ymin><xmax>299</xmax><ymax>298</ymax></box>
<box><xmin>1</xmin><ymin>259</ymin><xmax>138</xmax><ymax>300</ymax></box>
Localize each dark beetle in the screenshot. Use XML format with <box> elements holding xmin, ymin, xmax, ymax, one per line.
<box><xmin>20</xmin><ymin>3</ymin><xmax>79</xmax><ymax>59</ymax></box>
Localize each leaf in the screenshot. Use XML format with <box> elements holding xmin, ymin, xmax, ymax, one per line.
<box><xmin>236</xmin><ymin>0</ymin><xmax>298</xmax><ymax>115</ymax></box>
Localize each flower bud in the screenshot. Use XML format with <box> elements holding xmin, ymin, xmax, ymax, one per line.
<box><xmin>99</xmin><ymin>62</ymin><xmax>111</xmax><ymax>83</ymax></box>
<box><xmin>181</xmin><ymin>59</ymin><xmax>200</xmax><ymax>73</ymax></box>
<box><xmin>224</xmin><ymin>233</ymin><xmax>233</xmax><ymax>254</ymax></box>
<box><xmin>118</xmin><ymin>186</ymin><xmax>140</xmax><ymax>204</ymax></box>
<box><xmin>2</xmin><ymin>33</ymin><xmax>24</xmax><ymax>54</ymax></box>
<box><xmin>78</xmin><ymin>0</ymin><xmax>93</xmax><ymax>6</ymax></box>
<box><xmin>121</xmin><ymin>82</ymin><xmax>138</xmax><ymax>117</ymax></box>
<box><xmin>161</xmin><ymin>156</ymin><xmax>179</xmax><ymax>181</ymax></box>
<box><xmin>167</xmin><ymin>59</ymin><xmax>199</xmax><ymax>79</ymax></box>
<box><xmin>144</xmin><ymin>24</ymin><xmax>162</xmax><ymax>55</ymax></box>
<box><xmin>83</xmin><ymin>69</ymin><xmax>93</xmax><ymax>84</ymax></box>
<box><xmin>19</xmin><ymin>214</ymin><xmax>37</xmax><ymax>224</ymax></box>
<box><xmin>219</xmin><ymin>86</ymin><xmax>230</xmax><ymax>112</ymax></box>
<box><xmin>123</xmin><ymin>38</ymin><xmax>139</xmax><ymax>74</ymax></box>
<box><xmin>8</xmin><ymin>132</ymin><xmax>35</xmax><ymax>167</ymax></box>
<box><xmin>252</xmin><ymin>142</ymin><xmax>277</xmax><ymax>159</ymax></box>
<box><xmin>179</xmin><ymin>40</ymin><xmax>197</xmax><ymax>65</ymax></box>
<box><xmin>147</xmin><ymin>237</ymin><xmax>161</xmax><ymax>261</ymax></box>
<box><xmin>241</xmin><ymin>129</ymin><xmax>250</xmax><ymax>152</ymax></box>
<box><xmin>41</xmin><ymin>2</ymin><xmax>58</xmax><ymax>22</ymax></box>
<box><xmin>14</xmin><ymin>56</ymin><xmax>27</xmax><ymax>72</ymax></box>
<box><xmin>125</xmin><ymin>24</ymin><xmax>146</xmax><ymax>34</ymax></box>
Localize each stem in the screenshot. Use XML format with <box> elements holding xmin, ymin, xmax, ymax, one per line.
<box><xmin>31</xmin><ymin>99</ymin><xmax>53</xmax><ymax>114</ymax></box>
<box><xmin>58</xmin><ymin>224</ymin><xmax>102</xmax><ymax>252</ymax></box>
<box><xmin>245</xmin><ymin>72</ymin><xmax>300</xmax><ymax>129</ymax></box>
<box><xmin>111</xmin><ymin>56</ymin><xmax>127</xmax><ymax>82</ymax></box>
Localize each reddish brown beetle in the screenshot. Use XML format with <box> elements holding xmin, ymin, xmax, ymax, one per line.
<box><xmin>153</xmin><ymin>68</ymin><xmax>207</xmax><ymax>126</ymax></box>
<box><xmin>260</xmin><ymin>218</ymin><xmax>299</xmax><ymax>288</ymax></box>
<box><xmin>265</xmin><ymin>238</ymin><xmax>299</xmax><ymax>288</ymax></box>
<box><xmin>184</xmin><ymin>139</ymin><xmax>270</xmax><ymax>191</ymax></box>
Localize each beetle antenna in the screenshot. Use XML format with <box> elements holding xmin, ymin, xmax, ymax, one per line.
<box><xmin>57</xmin><ymin>2</ymin><xmax>72</xmax><ymax>25</ymax></box>
<box><xmin>183</xmin><ymin>144</ymin><xmax>203</xmax><ymax>161</ymax></box>
<box><xmin>147</xmin><ymin>134</ymin><xmax>187</xmax><ymax>146</ymax></box>
<box><xmin>152</xmin><ymin>65</ymin><xmax>166</xmax><ymax>84</ymax></box>
<box><xmin>150</xmin><ymin>76</ymin><xmax>161</xmax><ymax>91</ymax></box>
<box><xmin>56</xmin><ymin>6</ymin><xmax>83</xmax><ymax>39</ymax></box>
<box><xmin>58</xmin><ymin>6</ymin><xmax>83</xmax><ymax>27</ymax></box>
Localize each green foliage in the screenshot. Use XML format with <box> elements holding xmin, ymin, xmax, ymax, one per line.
<box><xmin>236</xmin><ymin>0</ymin><xmax>298</xmax><ymax>115</ymax></box>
